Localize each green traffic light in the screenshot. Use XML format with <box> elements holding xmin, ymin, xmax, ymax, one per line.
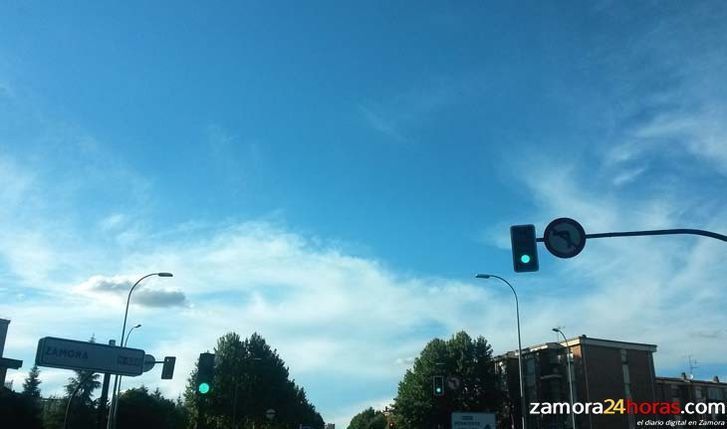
<box><xmin>198</xmin><ymin>382</ymin><xmax>210</xmax><ymax>394</ymax></box>
<box><xmin>520</xmin><ymin>254</ymin><xmax>531</xmax><ymax>264</ymax></box>
<box><xmin>436</xmin><ymin>387</ymin><xmax>442</xmax><ymax>393</ymax></box>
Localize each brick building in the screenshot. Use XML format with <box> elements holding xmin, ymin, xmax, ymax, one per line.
<box><xmin>495</xmin><ymin>335</ymin><xmax>658</xmax><ymax>429</ymax></box>
<box><xmin>655</xmin><ymin>374</ymin><xmax>727</xmax><ymax>423</ymax></box>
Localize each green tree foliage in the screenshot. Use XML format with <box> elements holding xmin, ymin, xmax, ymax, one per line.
<box><xmin>42</xmin><ymin>335</ymin><xmax>102</xmax><ymax>429</ymax></box>
<box><xmin>392</xmin><ymin>331</ymin><xmax>501</xmax><ymax>429</ymax></box>
<box><xmin>18</xmin><ymin>364</ymin><xmax>43</xmax><ymax>425</ymax></box>
<box><xmin>184</xmin><ymin>332</ymin><xmax>325</xmax><ymax>429</ymax></box>
<box><xmin>22</xmin><ymin>364</ymin><xmax>42</xmax><ymax>400</ymax></box>
<box><xmin>347</xmin><ymin>407</ymin><xmax>387</xmax><ymax>429</ymax></box>
<box><xmin>0</xmin><ymin>386</ymin><xmax>43</xmax><ymax>429</ymax></box>
<box><xmin>116</xmin><ymin>386</ymin><xmax>187</xmax><ymax>429</ymax></box>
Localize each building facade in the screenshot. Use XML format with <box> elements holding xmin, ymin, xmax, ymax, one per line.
<box><xmin>655</xmin><ymin>375</ymin><xmax>727</xmax><ymax>424</ymax></box>
<box><xmin>495</xmin><ymin>335</ymin><xmax>658</xmax><ymax>429</ymax></box>
<box><xmin>0</xmin><ymin>318</ymin><xmax>23</xmax><ymax>387</ymax></box>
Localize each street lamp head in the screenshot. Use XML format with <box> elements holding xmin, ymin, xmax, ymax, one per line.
<box><xmin>475</xmin><ymin>274</ymin><xmax>491</xmax><ymax>279</ymax></box>
<box><xmin>133</xmin><ymin>324</ymin><xmax>142</xmax><ymax>329</ymax></box>
<box><xmin>157</xmin><ymin>272</ymin><xmax>173</xmax><ymax>277</ymax></box>
<box><xmin>552</xmin><ymin>328</ymin><xmax>559</xmax><ymax>333</ymax></box>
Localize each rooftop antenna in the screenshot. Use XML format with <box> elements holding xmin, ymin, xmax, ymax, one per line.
<box><xmin>688</xmin><ymin>355</ymin><xmax>698</xmax><ymax>380</ymax></box>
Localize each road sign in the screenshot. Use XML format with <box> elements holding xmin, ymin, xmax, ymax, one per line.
<box><xmin>451</xmin><ymin>412</ymin><xmax>496</xmax><ymax>429</ymax></box>
<box><xmin>544</xmin><ymin>217</ymin><xmax>586</xmax><ymax>258</ymax></box>
<box><xmin>266</xmin><ymin>409</ymin><xmax>276</xmax><ymax>420</ymax></box>
<box><xmin>36</xmin><ymin>337</ymin><xmax>145</xmax><ymax>376</ymax></box>
<box><xmin>446</xmin><ymin>376</ymin><xmax>461</xmax><ymax>391</ymax></box>
<box><xmin>143</xmin><ymin>354</ymin><xmax>156</xmax><ymax>372</ymax></box>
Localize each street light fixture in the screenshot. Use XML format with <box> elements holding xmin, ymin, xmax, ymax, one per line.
<box><xmin>476</xmin><ymin>274</ymin><xmax>526</xmax><ymax>429</ymax></box>
<box><xmin>124</xmin><ymin>324</ymin><xmax>142</xmax><ymax>347</ymax></box>
<box><xmin>553</xmin><ymin>327</ymin><xmax>576</xmax><ymax>429</ymax></box>
<box><xmin>114</xmin><ymin>323</ymin><xmax>143</xmax><ymax>420</ymax></box>
<box><xmin>107</xmin><ymin>272</ymin><xmax>173</xmax><ymax>429</ymax></box>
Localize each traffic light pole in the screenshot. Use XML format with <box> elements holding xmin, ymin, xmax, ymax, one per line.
<box><xmin>536</xmin><ymin>228</ymin><xmax>727</xmax><ymax>243</ymax></box>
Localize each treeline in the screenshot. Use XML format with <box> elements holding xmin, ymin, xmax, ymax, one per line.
<box><xmin>347</xmin><ymin>331</ymin><xmax>506</xmax><ymax>429</ymax></box>
<box><xmin>0</xmin><ymin>333</ymin><xmax>324</xmax><ymax>429</ymax></box>
<box><xmin>184</xmin><ymin>332</ymin><xmax>324</xmax><ymax>429</ymax></box>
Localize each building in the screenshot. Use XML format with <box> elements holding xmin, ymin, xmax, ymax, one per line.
<box><xmin>655</xmin><ymin>374</ymin><xmax>727</xmax><ymax>423</ymax></box>
<box><xmin>495</xmin><ymin>335</ymin><xmax>658</xmax><ymax>429</ymax></box>
<box><xmin>0</xmin><ymin>318</ymin><xmax>24</xmax><ymax>387</ymax></box>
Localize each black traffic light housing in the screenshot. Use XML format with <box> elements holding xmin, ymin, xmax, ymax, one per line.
<box><xmin>510</xmin><ymin>225</ymin><xmax>539</xmax><ymax>272</ymax></box>
<box><xmin>197</xmin><ymin>352</ymin><xmax>215</xmax><ymax>394</ymax></box>
<box><xmin>161</xmin><ymin>356</ymin><xmax>176</xmax><ymax>380</ymax></box>
<box><xmin>433</xmin><ymin>375</ymin><xmax>444</xmax><ymax>396</ymax></box>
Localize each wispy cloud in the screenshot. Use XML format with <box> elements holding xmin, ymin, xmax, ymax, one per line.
<box><xmin>358</xmin><ymin>104</ymin><xmax>406</xmax><ymax>142</ymax></box>
<box><xmin>358</xmin><ymin>72</ymin><xmax>490</xmax><ymax>142</ymax></box>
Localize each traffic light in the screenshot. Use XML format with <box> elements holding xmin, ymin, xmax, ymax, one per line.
<box><xmin>510</xmin><ymin>224</ymin><xmax>539</xmax><ymax>272</ymax></box>
<box><xmin>433</xmin><ymin>375</ymin><xmax>444</xmax><ymax>396</ymax></box>
<box><xmin>161</xmin><ymin>356</ymin><xmax>176</xmax><ymax>380</ymax></box>
<box><xmin>197</xmin><ymin>352</ymin><xmax>215</xmax><ymax>394</ymax></box>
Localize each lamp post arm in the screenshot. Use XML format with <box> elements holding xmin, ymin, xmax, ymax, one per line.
<box><xmin>481</xmin><ymin>274</ymin><xmax>526</xmax><ymax>429</ymax></box>
<box><xmin>120</xmin><ymin>273</ymin><xmax>157</xmax><ymax>344</ymax></box>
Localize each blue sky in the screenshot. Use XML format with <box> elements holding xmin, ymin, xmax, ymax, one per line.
<box><xmin>1</xmin><ymin>1</ymin><xmax>727</xmax><ymax>426</ymax></box>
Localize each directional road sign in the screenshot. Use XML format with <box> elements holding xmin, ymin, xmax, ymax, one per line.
<box><xmin>544</xmin><ymin>217</ymin><xmax>586</xmax><ymax>258</ymax></box>
<box><xmin>36</xmin><ymin>337</ymin><xmax>145</xmax><ymax>376</ymax></box>
<box><xmin>446</xmin><ymin>376</ymin><xmax>461</xmax><ymax>391</ymax></box>
<box><xmin>451</xmin><ymin>412</ymin><xmax>496</xmax><ymax>429</ymax></box>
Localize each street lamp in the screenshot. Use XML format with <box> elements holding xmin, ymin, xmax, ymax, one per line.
<box><xmin>107</xmin><ymin>272</ymin><xmax>173</xmax><ymax>429</ymax></box>
<box><xmin>124</xmin><ymin>324</ymin><xmax>142</xmax><ymax>347</ymax></box>
<box><xmin>114</xmin><ymin>324</ymin><xmax>142</xmax><ymax>418</ymax></box>
<box><xmin>553</xmin><ymin>327</ymin><xmax>576</xmax><ymax>429</ymax></box>
<box><xmin>476</xmin><ymin>274</ymin><xmax>526</xmax><ymax>429</ymax></box>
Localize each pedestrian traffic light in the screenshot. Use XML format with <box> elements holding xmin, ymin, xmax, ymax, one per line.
<box><xmin>510</xmin><ymin>224</ymin><xmax>539</xmax><ymax>272</ymax></box>
<box><xmin>433</xmin><ymin>375</ymin><xmax>444</xmax><ymax>396</ymax></box>
<box><xmin>197</xmin><ymin>352</ymin><xmax>215</xmax><ymax>395</ymax></box>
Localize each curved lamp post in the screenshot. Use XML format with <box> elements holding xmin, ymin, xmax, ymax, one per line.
<box><xmin>124</xmin><ymin>324</ymin><xmax>142</xmax><ymax>347</ymax></box>
<box><xmin>107</xmin><ymin>272</ymin><xmax>173</xmax><ymax>429</ymax></box>
<box><xmin>553</xmin><ymin>327</ymin><xmax>576</xmax><ymax>429</ymax></box>
<box><xmin>476</xmin><ymin>274</ymin><xmax>526</xmax><ymax>429</ymax></box>
<box><xmin>113</xmin><ymin>323</ymin><xmax>142</xmax><ymax>419</ymax></box>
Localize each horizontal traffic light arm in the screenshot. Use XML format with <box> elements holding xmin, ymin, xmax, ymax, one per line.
<box><xmin>535</xmin><ymin>228</ymin><xmax>727</xmax><ymax>242</ymax></box>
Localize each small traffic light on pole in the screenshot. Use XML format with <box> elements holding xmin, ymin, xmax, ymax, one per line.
<box><xmin>161</xmin><ymin>356</ymin><xmax>176</xmax><ymax>380</ymax></box>
<box><xmin>197</xmin><ymin>352</ymin><xmax>215</xmax><ymax>395</ymax></box>
<box><xmin>510</xmin><ymin>225</ymin><xmax>539</xmax><ymax>272</ymax></box>
<box><xmin>433</xmin><ymin>375</ymin><xmax>444</xmax><ymax>396</ymax></box>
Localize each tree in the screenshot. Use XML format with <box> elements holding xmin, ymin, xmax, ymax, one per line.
<box><xmin>392</xmin><ymin>331</ymin><xmax>501</xmax><ymax>429</ymax></box>
<box><xmin>22</xmin><ymin>364</ymin><xmax>42</xmax><ymax>400</ymax></box>
<box><xmin>0</xmin><ymin>386</ymin><xmax>43</xmax><ymax>429</ymax></box>
<box><xmin>184</xmin><ymin>332</ymin><xmax>325</xmax><ymax>429</ymax></box>
<box><xmin>116</xmin><ymin>386</ymin><xmax>187</xmax><ymax>429</ymax></box>
<box><xmin>19</xmin><ymin>364</ymin><xmax>43</xmax><ymax>425</ymax></box>
<box><xmin>348</xmin><ymin>407</ymin><xmax>387</xmax><ymax>429</ymax></box>
<box><xmin>42</xmin><ymin>335</ymin><xmax>102</xmax><ymax>429</ymax></box>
